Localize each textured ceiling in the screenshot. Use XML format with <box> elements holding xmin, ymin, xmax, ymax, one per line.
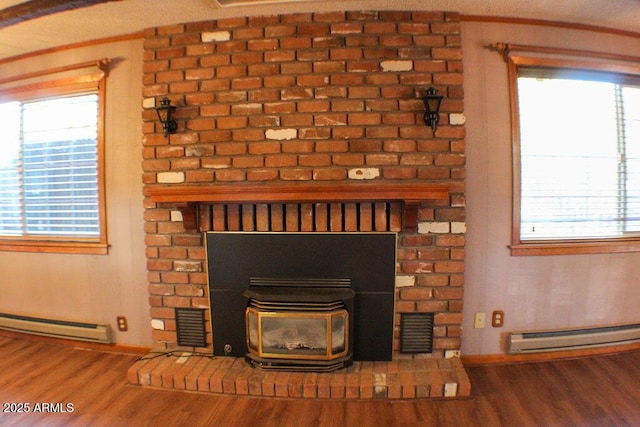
<box><xmin>0</xmin><ymin>0</ymin><xmax>639</xmax><ymax>61</ymax></box>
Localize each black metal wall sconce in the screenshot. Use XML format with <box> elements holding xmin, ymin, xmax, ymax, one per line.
<box><xmin>422</xmin><ymin>86</ymin><xmax>443</xmax><ymax>134</ymax></box>
<box><xmin>155</xmin><ymin>97</ymin><xmax>177</xmax><ymax>137</ymax></box>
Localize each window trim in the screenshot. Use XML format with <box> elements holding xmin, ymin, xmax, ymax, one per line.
<box><xmin>0</xmin><ymin>63</ymin><xmax>109</xmax><ymax>255</ymax></box>
<box><xmin>504</xmin><ymin>50</ymin><xmax>640</xmax><ymax>256</ymax></box>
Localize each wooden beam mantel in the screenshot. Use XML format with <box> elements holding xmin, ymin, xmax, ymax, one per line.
<box><xmin>144</xmin><ymin>182</ymin><xmax>451</xmax><ymax>232</ymax></box>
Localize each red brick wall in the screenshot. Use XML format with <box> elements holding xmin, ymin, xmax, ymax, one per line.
<box><xmin>142</xmin><ymin>10</ymin><xmax>465</xmax><ymax>358</ymax></box>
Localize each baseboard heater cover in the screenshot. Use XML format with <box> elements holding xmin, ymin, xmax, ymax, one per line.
<box><xmin>0</xmin><ymin>313</ymin><xmax>112</xmax><ymax>344</ymax></box>
<box><xmin>508</xmin><ymin>323</ymin><xmax>640</xmax><ymax>354</ymax></box>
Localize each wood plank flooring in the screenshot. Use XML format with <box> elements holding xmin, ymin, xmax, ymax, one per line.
<box><xmin>1</xmin><ymin>335</ymin><xmax>639</xmax><ymax>426</ymax></box>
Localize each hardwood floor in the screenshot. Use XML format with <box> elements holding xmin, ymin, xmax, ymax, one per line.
<box><xmin>1</xmin><ymin>335</ymin><xmax>639</xmax><ymax>426</ymax></box>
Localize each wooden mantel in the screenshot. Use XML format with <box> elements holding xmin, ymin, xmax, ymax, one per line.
<box><xmin>144</xmin><ymin>182</ymin><xmax>451</xmax><ymax>232</ymax></box>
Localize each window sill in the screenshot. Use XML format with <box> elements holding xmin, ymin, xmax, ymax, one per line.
<box><xmin>510</xmin><ymin>240</ymin><xmax>640</xmax><ymax>256</ymax></box>
<box><xmin>0</xmin><ymin>239</ymin><xmax>109</xmax><ymax>255</ymax></box>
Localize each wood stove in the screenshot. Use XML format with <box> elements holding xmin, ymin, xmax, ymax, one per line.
<box><xmin>206</xmin><ymin>232</ymin><xmax>396</xmax><ymax>367</ymax></box>
<box><xmin>243</xmin><ymin>278</ymin><xmax>355</xmax><ymax>371</ymax></box>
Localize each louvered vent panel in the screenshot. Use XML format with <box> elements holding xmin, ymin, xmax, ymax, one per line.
<box><xmin>175</xmin><ymin>308</ymin><xmax>207</xmax><ymax>347</ymax></box>
<box><xmin>400</xmin><ymin>312</ymin><xmax>434</xmax><ymax>353</ymax></box>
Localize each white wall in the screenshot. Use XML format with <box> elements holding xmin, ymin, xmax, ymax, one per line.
<box><xmin>462</xmin><ymin>20</ymin><xmax>640</xmax><ymax>355</ymax></box>
<box><xmin>3</xmin><ymin>19</ymin><xmax>640</xmax><ymax>353</ymax></box>
<box><xmin>0</xmin><ymin>38</ymin><xmax>151</xmax><ymax>346</ymax></box>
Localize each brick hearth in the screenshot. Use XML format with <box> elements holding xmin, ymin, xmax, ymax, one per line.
<box><xmin>128</xmin><ymin>354</ymin><xmax>471</xmax><ymax>399</ymax></box>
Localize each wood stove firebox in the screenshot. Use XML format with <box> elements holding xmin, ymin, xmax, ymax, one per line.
<box><xmin>206</xmin><ymin>232</ymin><xmax>397</xmax><ymax>367</ymax></box>
<box><xmin>243</xmin><ymin>278</ymin><xmax>355</xmax><ymax>371</ymax></box>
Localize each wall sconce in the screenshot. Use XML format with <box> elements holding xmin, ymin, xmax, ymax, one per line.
<box><xmin>422</xmin><ymin>86</ymin><xmax>443</xmax><ymax>134</ymax></box>
<box><xmin>155</xmin><ymin>97</ymin><xmax>177</xmax><ymax>137</ymax></box>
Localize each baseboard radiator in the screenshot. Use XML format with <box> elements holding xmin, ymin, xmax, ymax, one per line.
<box><xmin>0</xmin><ymin>313</ymin><xmax>112</xmax><ymax>344</ymax></box>
<box><xmin>508</xmin><ymin>323</ymin><xmax>640</xmax><ymax>354</ymax></box>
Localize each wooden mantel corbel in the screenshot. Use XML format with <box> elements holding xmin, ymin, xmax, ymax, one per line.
<box><xmin>144</xmin><ymin>182</ymin><xmax>451</xmax><ymax>232</ymax></box>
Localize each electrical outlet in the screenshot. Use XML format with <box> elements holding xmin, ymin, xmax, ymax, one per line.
<box><xmin>474</xmin><ymin>312</ymin><xmax>486</xmax><ymax>328</ymax></box>
<box><xmin>117</xmin><ymin>316</ymin><xmax>128</xmax><ymax>332</ymax></box>
<box><xmin>492</xmin><ymin>310</ymin><xmax>505</xmax><ymax>327</ymax></box>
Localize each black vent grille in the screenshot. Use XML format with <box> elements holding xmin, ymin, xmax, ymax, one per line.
<box><xmin>400</xmin><ymin>312</ymin><xmax>434</xmax><ymax>353</ymax></box>
<box><xmin>175</xmin><ymin>308</ymin><xmax>207</xmax><ymax>347</ymax></box>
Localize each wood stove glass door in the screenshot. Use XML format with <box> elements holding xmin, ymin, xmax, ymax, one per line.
<box><xmin>246</xmin><ymin>308</ymin><xmax>348</xmax><ymax>361</ymax></box>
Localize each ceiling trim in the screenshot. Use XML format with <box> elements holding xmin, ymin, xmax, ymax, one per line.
<box><xmin>0</xmin><ymin>31</ymin><xmax>142</xmax><ymax>66</ymax></box>
<box><xmin>461</xmin><ymin>15</ymin><xmax>640</xmax><ymax>39</ymax></box>
<box><xmin>1</xmin><ymin>13</ymin><xmax>638</xmax><ymax>66</ymax></box>
<box><xmin>0</xmin><ymin>0</ymin><xmax>121</xmax><ymax>29</ymax></box>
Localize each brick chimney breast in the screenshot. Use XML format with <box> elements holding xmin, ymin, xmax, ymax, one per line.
<box><xmin>142</xmin><ymin>11</ymin><xmax>465</xmax><ymax>359</ymax></box>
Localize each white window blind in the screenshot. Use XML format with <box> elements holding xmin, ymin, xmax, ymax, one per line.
<box><xmin>517</xmin><ymin>70</ymin><xmax>640</xmax><ymax>241</ymax></box>
<box><xmin>0</xmin><ymin>93</ymin><xmax>100</xmax><ymax>238</ymax></box>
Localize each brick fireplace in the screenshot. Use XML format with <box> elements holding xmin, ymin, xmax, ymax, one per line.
<box><xmin>139</xmin><ymin>9</ymin><xmax>465</xmax><ymax>378</ymax></box>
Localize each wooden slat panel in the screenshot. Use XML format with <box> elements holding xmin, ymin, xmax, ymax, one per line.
<box><xmin>255</xmin><ymin>204</ymin><xmax>269</xmax><ymax>231</ymax></box>
<box><xmin>314</xmin><ymin>203</ymin><xmax>328</xmax><ymax>232</ymax></box>
<box><xmin>300</xmin><ymin>203</ymin><xmax>314</xmax><ymax>232</ymax></box>
<box><xmin>330</xmin><ymin>203</ymin><xmax>343</xmax><ymax>232</ymax></box>
<box><xmin>374</xmin><ymin>202</ymin><xmax>388</xmax><ymax>231</ymax></box>
<box><xmin>242</xmin><ymin>204</ymin><xmax>255</xmax><ymax>231</ymax></box>
<box><xmin>202</xmin><ymin>202</ymin><xmax>400</xmax><ymax>232</ymax></box>
<box><xmin>285</xmin><ymin>204</ymin><xmax>299</xmax><ymax>231</ymax></box>
<box><xmin>344</xmin><ymin>203</ymin><xmax>358</xmax><ymax>231</ymax></box>
<box><xmin>198</xmin><ymin>204</ymin><xmax>212</xmax><ymax>232</ymax></box>
<box><xmin>359</xmin><ymin>203</ymin><xmax>373</xmax><ymax>232</ymax></box>
<box><xmin>390</xmin><ymin>202</ymin><xmax>402</xmax><ymax>232</ymax></box>
<box><xmin>212</xmin><ymin>205</ymin><xmax>226</xmax><ymax>231</ymax></box>
<box><xmin>226</xmin><ymin>204</ymin><xmax>241</xmax><ymax>231</ymax></box>
<box><xmin>270</xmin><ymin>204</ymin><xmax>284</xmax><ymax>232</ymax></box>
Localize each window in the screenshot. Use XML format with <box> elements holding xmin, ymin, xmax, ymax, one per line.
<box><xmin>0</xmin><ymin>63</ymin><xmax>108</xmax><ymax>254</ymax></box>
<box><xmin>505</xmin><ymin>50</ymin><xmax>640</xmax><ymax>255</ymax></box>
